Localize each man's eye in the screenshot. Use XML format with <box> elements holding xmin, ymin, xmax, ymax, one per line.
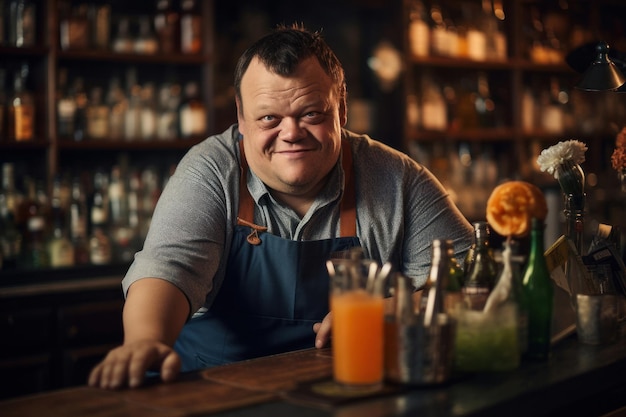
<box><xmin>262</xmin><ymin>115</ymin><xmax>275</xmax><ymax>122</ymax></box>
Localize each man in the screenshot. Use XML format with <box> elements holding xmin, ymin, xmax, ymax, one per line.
<box><xmin>88</xmin><ymin>24</ymin><xmax>473</xmax><ymax>390</ymax></box>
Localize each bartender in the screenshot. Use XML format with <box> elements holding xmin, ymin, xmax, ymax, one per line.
<box><xmin>88</xmin><ymin>23</ymin><xmax>473</xmax><ymax>390</ymax></box>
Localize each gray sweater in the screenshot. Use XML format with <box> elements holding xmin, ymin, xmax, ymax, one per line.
<box><xmin>123</xmin><ymin>125</ymin><xmax>474</xmax><ymax>316</ymax></box>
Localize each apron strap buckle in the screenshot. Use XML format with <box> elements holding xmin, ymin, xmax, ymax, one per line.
<box><xmin>237</xmin><ymin>217</ymin><xmax>268</xmax><ymax>246</ymax></box>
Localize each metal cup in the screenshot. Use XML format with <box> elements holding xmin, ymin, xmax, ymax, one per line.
<box><xmin>575</xmin><ymin>294</ymin><xmax>618</xmax><ymax>345</ymax></box>
<box><xmin>385</xmin><ymin>313</ymin><xmax>455</xmax><ymax>385</ymax></box>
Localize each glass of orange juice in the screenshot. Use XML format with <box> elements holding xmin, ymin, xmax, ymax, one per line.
<box><xmin>327</xmin><ymin>258</ymin><xmax>385</xmax><ymax>391</ymax></box>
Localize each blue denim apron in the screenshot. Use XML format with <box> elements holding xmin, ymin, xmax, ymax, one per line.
<box><xmin>174</xmin><ymin>139</ymin><xmax>359</xmax><ymax>371</ymax></box>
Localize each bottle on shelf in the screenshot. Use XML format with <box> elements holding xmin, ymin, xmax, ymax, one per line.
<box><xmin>156</xmin><ymin>81</ymin><xmax>181</xmax><ymax>140</ymax></box>
<box><xmin>521</xmin><ymin>218</ymin><xmax>553</xmax><ymax>360</ymax></box>
<box><xmin>462</xmin><ymin>220</ymin><xmax>498</xmax><ymax>311</ymax></box>
<box><xmin>69</xmin><ymin>176</ymin><xmax>89</xmax><ymax>265</ymax></box>
<box><xmin>71</xmin><ymin>77</ymin><xmax>88</xmax><ymax>142</ymax></box>
<box><xmin>0</xmin><ymin>163</ymin><xmax>23</xmax><ymax>270</ymax></box>
<box><xmin>86</xmin><ymin>86</ymin><xmax>109</xmax><ymax>140</ymax></box>
<box><xmin>111</xmin><ymin>16</ymin><xmax>134</xmax><ymax>54</ymax></box>
<box><xmin>17</xmin><ymin>177</ymin><xmax>49</xmax><ymax>269</ymax></box>
<box><xmin>139</xmin><ymin>83</ymin><xmax>157</xmax><ymax>140</ymax></box>
<box><xmin>180</xmin><ymin>0</ymin><xmax>202</xmax><ymax>54</ymax></box>
<box><xmin>154</xmin><ymin>0</ymin><xmax>180</xmax><ymax>54</ymax></box>
<box><xmin>47</xmin><ymin>176</ymin><xmax>75</xmax><ymax>268</ymax></box>
<box><xmin>7</xmin><ymin>62</ymin><xmax>35</xmax><ymax>142</ymax></box>
<box><xmin>59</xmin><ymin>3</ymin><xmax>89</xmax><ymax>50</ymax></box>
<box><xmin>56</xmin><ymin>67</ymin><xmax>76</xmax><ymax>138</ymax></box>
<box><xmin>88</xmin><ymin>3</ymin><xmax>111</xmax><ymax>49</ymax></box>
<box><xmin>0</xmin><ymin>67</ymin><xmax>6</xmax><ymax>141</ymax></box>
<box><xmin>134</xmin><ymin>16</ymin><xmax>159</xmax><ymax>55</ymax></box>
<box><xmin>8</xmin><ymin>0</ymin><xmax>36</xmax><ymax>48</ymax></box>
<box><xmin>106</xmin><ymin>76</ymin><xmax>127</xmax><ymax>140</ymax></box>
<box><xmin>179</xmin><ymin>81</ymin><xmax>206</xmax><ymax>138</ymax></box>
<box><xmin>89</xmin><ymin>170</ymin><xmax>111</xmax><ymax>265</ymax></box>
<box><xmin>124</xmin><ymin>68</ymin><xmax>142</xmax><ymax>141</ymax></box>
<box><xmin>408</xmin><ymin>0</ymin><xmax>430</xmax><ymax>58</ymax></box>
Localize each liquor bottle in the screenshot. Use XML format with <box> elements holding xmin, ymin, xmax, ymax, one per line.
<box><xmin>111</xmin><ymin>16</ymin><xmax>134</xmax><ymax>53</ymax></box>
<box><xmin>89</xmin><ymin>171</ymin><xmax>111</xmax><ymax>265</ymax></box>
<box><xmin>463</xmin><ymin>220</ymin><xmax>498</xmax><ymax>310</ymax></box>
<box><xmin>124</xmin><ymin>68</ymin><xmax>142</xmax><ymax>141</ymax></box>
<box><xmin>408</xmin><ymin>0</ymin><xmax>430</xmax><ymax>58</ymax></box>
<box><xmin>69</xmin><ymin>176</ymin><xmax>89</xmax><ymax>265</ymax></box>
<box><xmin>18</xmin><ymin>178</ymin><xmax>49</xmax><ymax>269</ymax></box>
<box><xmin>139</xmin><ymin>83</ymin><xmax>157</xmax><ymax>140</ymax></box>
<box><xmin>154</xmin><ymin>0</ymin><xmax>179</xmax><ymax>54</ymax></box>
<box><xmin>8</xmin><ymin>0</ymin><xmax>36</xmax><ymax>47</ymax></box>
<box><xmin>106</xmin><ymin>76</ymin><xmax>127</xmax><ymax>140</ymax></box>
<box><xmin>72</xmin><ymin>77</ymin><xmax>88</xmax><ymax>142</ymax></box>
<box><xmin>156</xmin><ymin>81</ymin><xmax>181</xmax><ymax>140</ymax></box>
<box><xmin>444</xmin><ymin>242</ymin><xmax>465</xmax><ymax>314</ymax></box>
<box><xmin>86</xmin><ymin>86</ymin><xmax>109</xmax><ymax>139</ymax></box>
<box><xmin>47</xmin><ymin>177</ymin><xmax>74</xmax><ymax>268</ymax></box>
<box><xmin>134</xmin><ymin>16</ymin><xmax>158</xmax><ymax>55</ymax></box>
<box><xmin>57</xmin><ymin>68</ymin><xmax>76</xmax><ymax>138</ymax></box>
<box><xmin>419</xmin><ymin>239</ymin><xmax>450</xmax><ymax>325</ymax></box>
<box><xmin>0</xmin><ymin>163</ymin><xmax>23</xmax><ymax>269</ymax></box>
<box><xmin>7</xmin><ymin>63</ymin><xmax>35</xmax><ymax>142</ymax></box>
<box><xmin>179</xmin><ymin>81</ymin><xmax>206</xmax><ymax>138</ymax></box>
<box><xmin>0</xmin><ymin>67</ymin><xmax>6</xmax><ymax>141</ymax></box>
<box><xmin>89</xmin><ymin>3</ymin><xmax>110</xmax><ymax>49</ymax></box>
<box><xmin>59</xmin><ymin>3</ymin><xmax>89</xmax><ymax>50</ymax></box>
<box><xmin>180</xmin><ymin>0</ymin><xmax>201</xmax><ymax>54</ymax></box>
<box><xmin>521</xmin><ymin>217</ymin><xmax>553</xmax><ymax>360</ymax></box>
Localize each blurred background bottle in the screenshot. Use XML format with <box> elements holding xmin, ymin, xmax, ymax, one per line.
<box><xmin>522</xmin><ymin>218</ymin><xmax>553</xmax><ymax>360</ymax></box>
<box><xmin>463</xmin><ymin>220</ymin><xmax>498</xmax><ymax>310</ymax></box>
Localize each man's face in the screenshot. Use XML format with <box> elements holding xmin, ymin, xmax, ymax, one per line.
<box><xmin>237</xmin><ymin>56</ymin><xmax>347</xmax><ymax>201</ymax></box>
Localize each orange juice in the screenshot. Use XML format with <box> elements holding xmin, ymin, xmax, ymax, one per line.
<box><xmin>331</xmin><ymin>288</ymin><xmax>384</xmax><ymax>387</ymax></box>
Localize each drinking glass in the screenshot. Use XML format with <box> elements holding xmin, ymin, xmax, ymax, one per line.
<box><xmin>328</xmin><ymin>258</ymin><xmax>385</xmax><ymax>390</ymax></box>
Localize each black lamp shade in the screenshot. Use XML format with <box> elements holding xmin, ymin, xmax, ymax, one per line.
<box><xmin>576</xmin><ymin>42</ymin><xmax>626</xmax><ymax>91</ymax></box>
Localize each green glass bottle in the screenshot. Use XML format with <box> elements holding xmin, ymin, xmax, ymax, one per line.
<box><xmin>522</xmin><ymin>217</ymin><xmax>553</xmax><ymax>360</ymax></box>
<box><xmin>463</xmin><ymin>221</ymin><xmax>498</xmax><ymax>310</ymax></box>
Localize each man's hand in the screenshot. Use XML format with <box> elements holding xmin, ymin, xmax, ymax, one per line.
<box><xmin>88</xmin><ymin>339</ymin><xmax>181</xmax><ymax>389</ymax></box>
<box><xmin>313</xmin><ymin>312</ymin><xmax>332</xmax><ymax>348</ymax></box>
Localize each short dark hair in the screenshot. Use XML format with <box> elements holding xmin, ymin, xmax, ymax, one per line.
<box><xmin>234</xmin><ymin>23</ymin><xmax>346</xmax><ymax>109</ymax></box>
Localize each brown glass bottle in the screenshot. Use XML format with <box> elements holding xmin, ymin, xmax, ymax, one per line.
<box><xmin>462</xmin><ymin>221</ymin><xmax>498</xmax><ymax>310</ymax></box>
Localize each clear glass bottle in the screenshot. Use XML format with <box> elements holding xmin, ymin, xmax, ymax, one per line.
<box><xmin>134</xmin><ymin>16</ymin><xmax>158</xmax><ymax>55</ymax></box>
<box><xmin>180</xmin><ymin>0</ymin><xmax>201</xmax><ymax>54</ymax></box>
<box><xmin>8</xmin><ymin>63</ymin><xmax>35</xmax><ymax>142</ymax></box>
<box><xmin>8</xmin><ymin>0</ymin><xmax>36</xmax><ymax>48</ymax></box>
<box><xmin>445</xmin><ymin>241</ymin><xmax>465</xmax><ymax>314</ymax></box>
<box><xmin>56</xmin><ymin>67</ymin><xmax>76</xmax><ymax>138</ymax></box>
<box><xmin>521</xmin><ymin>218</ymin><xmax>553</xmax><ymax>360</ymax></box>
<box><xmin>72</xmin><ymin>77</ymin><xmax>88</xmax><ymax>142</ymax></box>
<box><xmin>179</xmin><ymin>81</ymin><xmax>206</xmax><ymax>138</ymax></box>
<box><xmin>154</xmin><ymin>0</ymin><xmax>179</xmax><ymax>54</ymax></box>
<box><xmin>139</xmin><ymin>83</ymin><xmax>157</xmax><ymax>140</ymax></box>
<box><xmin>86</xmin><ymin>86</ymin><xmax>109</xmax><ymax>140</ymax></box>
<box><xmin>18</xmin><ymin>178</ymin><xmax>49</xmax><ymax>270</ymax></box>
<box><xmin>419</xmin><ymin>238</ymin><xmax>450</xmax><ymax>325</ymax></box>
<box><xmin>106</xmin><ymin>76</ymin><xmax>127</xmax><ymax>140</ymax></box>
<box><xmin>0</xmin><ymin>163</ymin><xmax>23</xmax><ymax>269</ymax></box>
<box><xmin>69</xmin><ymin>176</ymin><xmax>89</xmax><ymax>265</ymax></box>
<box><xmin>0</xmin><ymin>67</ymin><xmax>6</xmax><ymax>141</ymax></box>
<box><xmin>111</xmin><ymin>16</ymin><xmax>134</xmax><ymax>53</ymax></box>
<box><xmin>462</xmin><ymin>220</ymin><xmax>498</xmax><ymax>310</ymax></box>
<box><xmin>47</xmin><ymin>177</ymin><xmax>74</xmax><ymax>268</ymax></box>
<box><xmin>89</xmin><ymin>171</ymin><xmax>111</xmax><ymax>265</ymax></box>
<box><xmin>156</xmin><ymin>81</ymin><xmax>181</xmax><ymax>140</ymax></box>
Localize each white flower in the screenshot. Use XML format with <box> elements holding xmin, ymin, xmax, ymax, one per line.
<box><xmin>536</xmin><ymin>140</ymin><xmax>588</xmax><ymax>178</ymax></box>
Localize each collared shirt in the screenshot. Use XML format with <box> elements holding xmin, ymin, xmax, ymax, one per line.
<box><xmin>123</xmin><ymin>124</ymin><xmax>474</xmax><ymax>316</ymax></box>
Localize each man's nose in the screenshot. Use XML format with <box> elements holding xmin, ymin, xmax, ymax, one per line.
<box><xmin>279</xmin><ymin>118</ymin><xmax>305</xmax><ymax>141</ymax></box>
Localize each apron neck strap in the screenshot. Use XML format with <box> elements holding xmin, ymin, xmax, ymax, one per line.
<box><xmin>237</xmin><ymin>138</ymin><xmax>356</xmax><ymax>237</ymax></box>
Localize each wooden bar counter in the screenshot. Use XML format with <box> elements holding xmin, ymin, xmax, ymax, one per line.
<box><xmin>3</xmin><ymin>325</ymin><xmax>626</xmax><ymax>417</ymax></box>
